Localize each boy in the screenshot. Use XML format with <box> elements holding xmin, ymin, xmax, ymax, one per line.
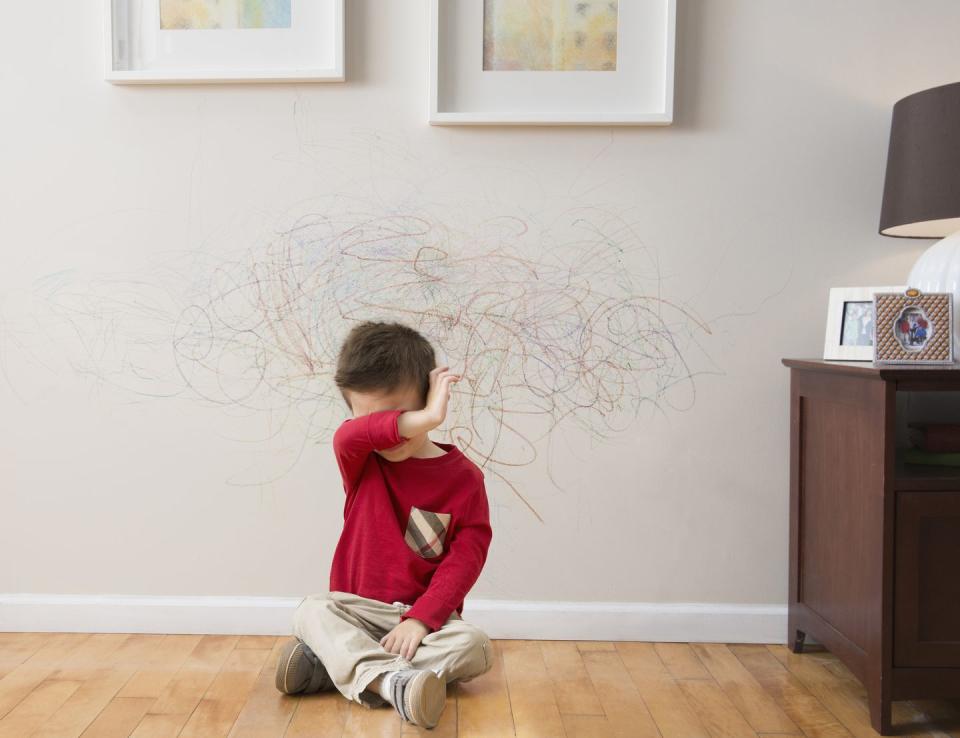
<box><xmin>274</xmin><ymin>321</ymin><xmax>494</xmax><ymax>729</ymax></box>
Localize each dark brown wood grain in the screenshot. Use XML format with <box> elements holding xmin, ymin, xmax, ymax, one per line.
<box><xmin>894</xmin><ymin>491</ymin><xmax>960</xmax><ymax>668</ymax></box>
<box><xmin>784</xmin><ymin>357</ymin><xmax>960</xmax><ymax>735</ymax></box>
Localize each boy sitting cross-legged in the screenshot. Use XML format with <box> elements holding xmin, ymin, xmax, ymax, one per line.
<box><xmin>275</xmin><ymin>320</ymin><xmax>494</xmax><ymax>730</ymax></box>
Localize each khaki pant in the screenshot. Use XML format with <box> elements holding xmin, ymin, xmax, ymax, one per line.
<box><xmin>291</xmin><ymin>590</ymin><xmax>493</xmax><ymax>708</ymax></box>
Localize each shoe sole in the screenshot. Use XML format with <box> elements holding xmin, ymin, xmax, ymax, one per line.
<box><xmin>276</xmin><ymin>639</ymin><xmax>308</xmax><ymax>695</ymax></box>
<box><xmin>404</xmin><ymin>670</ymin><xmax>446</xmax><ymax>729</ymax></box>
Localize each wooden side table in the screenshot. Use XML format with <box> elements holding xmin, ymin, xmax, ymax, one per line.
<box><xmin>784</xmin><ymin>358</ymin><xmax>960</xmax><ymax>735</ymax></box>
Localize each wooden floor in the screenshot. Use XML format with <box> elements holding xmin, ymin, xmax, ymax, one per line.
<box><xmin>1</xmin><ymin>634</ymin><xmax>959</xmax><ymax>737</ymax></box>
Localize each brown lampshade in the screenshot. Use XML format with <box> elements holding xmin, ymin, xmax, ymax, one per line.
<box><xmin>879</xmin><ymin>80</ymin><xmax>960</xmax><ymax>238</ymax></box>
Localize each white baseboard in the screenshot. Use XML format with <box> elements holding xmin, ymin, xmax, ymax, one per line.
<box><xmin>472</xmin><ymin>600</ymin><xmax>789</xmax><ymax>644</ymax></box>
<box><xmin>0</xmin><ymin>594</ymin><xmax>788</xmax><ymax>643</ymax></box>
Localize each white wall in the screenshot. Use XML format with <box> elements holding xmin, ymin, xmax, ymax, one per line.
<box><xmin>3</xmin><ymin>1</ymin><xmax>960</xmax><ymax>637</ymax></box>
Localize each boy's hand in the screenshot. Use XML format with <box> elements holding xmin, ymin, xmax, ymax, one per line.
<box><xmin>424</xmin><ymin>365</ymin><xmax>461</xmax><ymax>426</ymax></box>
<box><xmin>396</xmin><ymin>365</ymin><xmax>462</xmax><ymax>439</ymax></box>
<box><xmin>380</xmin><ymin>618</ymin><xmax>431</xmax><ymax>660</ymax></box>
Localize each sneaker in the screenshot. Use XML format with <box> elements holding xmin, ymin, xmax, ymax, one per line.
<box><xmin>275</xmin><ymin>637</ymin><xmax>333</xmax><ymax>695</ymax></box>
<box><xmin>388</xmin><ymin>669</ymin><xmax>446</xmax><ymax>729</ymax></box>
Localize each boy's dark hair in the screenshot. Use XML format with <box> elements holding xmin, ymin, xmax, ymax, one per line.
<box><xmin>334</xmin><ymin>321</ymin><xmax>436</xmax><ymax>410</ymax></box>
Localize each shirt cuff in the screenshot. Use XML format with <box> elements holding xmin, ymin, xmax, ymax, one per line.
<box><xmin>401</xmin><ymin>592</ymin><xmax>455</xmax><ymax>632</ymax></box>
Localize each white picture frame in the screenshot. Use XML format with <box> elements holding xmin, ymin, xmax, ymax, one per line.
<box><xmin>104</xmin><ymin>0</ymin><xmax>344</xmax><ymax>84</ymax></box>
<box><xmin>428</xmin><ymin>0</ymin><xmax>676</xmax><ymax>126</ymax></box>
<box><xmin>823</xmin><ymin>285</ymin><xmax>907</xmax><ymax>361</ymax></box>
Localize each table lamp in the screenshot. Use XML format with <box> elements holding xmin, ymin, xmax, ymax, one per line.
<box><xmin>880</xmin><ymin>81</ymin><xmax>960</xmax><ymax>356</ymax></box>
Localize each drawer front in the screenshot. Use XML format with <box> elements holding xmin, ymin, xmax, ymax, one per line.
<box><xmin>895</xmin><ymin>490</ymin><xmax>960</xmax><ymax>667</ymax></box>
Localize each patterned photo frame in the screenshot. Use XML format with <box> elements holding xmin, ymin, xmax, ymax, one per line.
<box><xmin>873</xmin><ymin>289</ymin><xmax>954</xmax><ymax>364</ymax></box>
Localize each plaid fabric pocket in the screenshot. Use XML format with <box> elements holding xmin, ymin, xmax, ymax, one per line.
<box><xmin>404</xmin><ymin>506</ymin><xmax>452</xmax><ymax>559</ymax></box>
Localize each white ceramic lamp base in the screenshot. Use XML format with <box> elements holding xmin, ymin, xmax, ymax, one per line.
<box><xmin>906</xmin><ymin>229</ymin><xmax>960</xmax><ymax>363</ymax></box>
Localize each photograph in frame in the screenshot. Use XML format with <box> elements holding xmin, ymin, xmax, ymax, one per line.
<box><xmin>873</xmin><ymin>289</ymin><xmax>954</xmax><ymax>365</ymax></box>
<box><xmin>822</xmin><ymin>285</ymin><xmax>906</xmax><ymax>361</ymax></box>
<box><xmin>482</xmin><ymin>0</ymin><xmax>619</xmax><ymax>71</ymax></box>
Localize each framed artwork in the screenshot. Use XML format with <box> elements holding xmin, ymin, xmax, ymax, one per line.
<box><xmin>874</xmin><ymin>289</ymin><xmax>954</xmax><ymax>365</ymax></box>
<box><xmin>823</xmin><ymin>285</ymin><xmax>906</xmax><ymax>361</ymax></box>
<box><xmin>104</xmin><ymin>0</ymin><xmax>344</xmax><ymax>83</ymax></box>
<box><xmin>429</xmin><ymin>0</ymin><xmax>676</xmax><ymax>125</ymax></box>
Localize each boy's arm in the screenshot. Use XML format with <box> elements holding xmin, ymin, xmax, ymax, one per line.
<box><xmin>401</xmin><ymin>484</ymin><xmax>492</xmax><ymax>631</ymax></box>
<box><xmin>333</xmin><ymin>409</ymin><xmax>404</xmax><ymax>491</ymax></box>
<box><xmin>332</xmin><ymin>408</ymin><xmax>441</xmax><ymax>491</ymax></box>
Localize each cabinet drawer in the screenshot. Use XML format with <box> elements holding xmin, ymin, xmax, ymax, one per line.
<box><xmin>894</xmin><ymin>490</ymin><xmax>960</xmax><ymax>668</ymax></box>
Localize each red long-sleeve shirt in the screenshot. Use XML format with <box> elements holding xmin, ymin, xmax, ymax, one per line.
<box><xmin>328</xmin><ymin>409</ymin><xmax>492</xmax><ymax>631</ymax></box>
